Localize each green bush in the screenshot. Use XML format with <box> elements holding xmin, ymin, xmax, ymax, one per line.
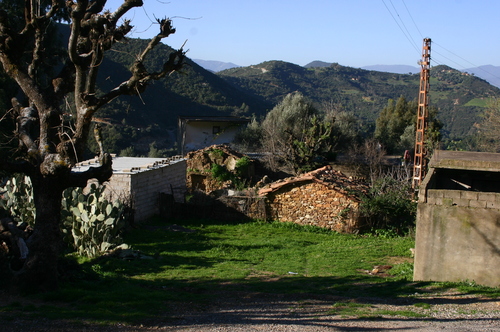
<box><xmin>360</xmin><ymin>176</ymin><xmax>416</xmax><ymax>235</ymax></box>
<box><xmin>210</xmin><ymin>164</ymin><xmax>232</xmax><ymax>183</ymax></box>
<box><xmin>209</xmin><ymin>162</ymin><xmax>249</xmax><ymax>191</ymax></box>
<box><xmin>235</xmin><ymin>156</ymin><xmax>251</xmax><ymax>177</ymax></box>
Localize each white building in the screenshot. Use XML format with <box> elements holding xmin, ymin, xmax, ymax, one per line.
<box><xmin>74</xmin><ymin>156</ymin><xmax>187</xmax><ymax>222</ymax></box>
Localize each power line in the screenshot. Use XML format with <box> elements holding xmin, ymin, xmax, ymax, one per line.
<box><xmin>401</xmin><ymin>0</ymin><xmax>423</xmax><ymax>40</ymax></box>
<box><xmin>433</xmin><ymin>41</ymin><xmax>500</xmax><ymax>82</ymax></box>
<box><xmin>388</xmin><ymin>0</ymin><xmax>420</xmax><ymax>52</ymax></box>
<box><xmin>382</xmin><ymin>1</ymin><xmax>500</xmax><ymax>84</ymax></box>
<box><xmin>433</xmin><ymin>41</ymin><xmax>481</xmax><ymax>69</ymax></box>
<box><xmin>381</xmin><ymin>0</ymin><xmax>420</xmax><ymax>55</ymax></box>
<box><xmin>432</xmin><ymin>48</ymin><xmax>466</xmax><ymax>69</ymax></box>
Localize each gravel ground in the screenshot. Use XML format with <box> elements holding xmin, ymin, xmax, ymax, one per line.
<box><xmin>2</xmin><ymin>289</ymin><xmax>500</xmax><ymax>332</ymax></box>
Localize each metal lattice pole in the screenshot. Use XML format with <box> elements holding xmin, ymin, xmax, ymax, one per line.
<box><xmin>412</xmin><ymin>38</ymin><xmax>431</xmax><ymax>189</ymax></box>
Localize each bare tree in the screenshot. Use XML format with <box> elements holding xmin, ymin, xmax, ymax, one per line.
<box><xmin>362</xmin><ymin>138</ymin><xmax>386</xmax><ymax>184</ymax></box>
<box><xmin>0</xmin><ymin>0</ymin><xmax>185</xmax><ymax>291</ymax></box>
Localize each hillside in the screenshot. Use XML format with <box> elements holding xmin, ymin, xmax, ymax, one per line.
<box><xmin>2</xmin><ymin>34</ymin><xmax>499</xmax><ymax>155</ymax></box>
<box><xmin>218</xmin><ymin>61</ymin><xmax>500</xmax><ymax>138</ymax></box>
<box><xmin>93</xmin><ymin>39</ymin><xmax>272</xmax><ymax>153</ymax></box>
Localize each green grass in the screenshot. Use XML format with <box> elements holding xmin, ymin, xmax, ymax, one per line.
<box><xmin>1</xmin><ymin>218</ymin><xmax>499</xmax><ymax>326</ymax></box>
<box><xmin>464</xmin><ymin>98</ymin><xmax>489</xmax><ymax>107</ymax></box>
<box><xmin>327</xmin><ymin>301</ymin><xmax>429</xmax><ymax>319</ymax></box>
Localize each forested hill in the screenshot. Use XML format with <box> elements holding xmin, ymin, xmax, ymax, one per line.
<box><xmin>217</xmin><ymin>61</ymin><xmax>500</xmax><ymax>138</ymax></box>
<box><xmin>91</xmin><ymin>39</ymin><xmax>272</xmax><ymax>153</ymax></box>
<box><xmin>99</xmin><ymin>38</ymin><xmax>272</xmax><ymax>130</ymax></box>
<box><xmin>2</xmin><ymin>35</ymin><xmax>498</xmax><ymax>154</ymax></box>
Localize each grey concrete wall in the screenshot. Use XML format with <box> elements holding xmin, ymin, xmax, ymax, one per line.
<box><xmin>130</xmin><ymin>160</ymin><xmax>186</xmax><ymax>221</ymax></box>
<box><xmin>414</xmin><ymin>189</ymin><xmax>500</xmax><ymax>287</ymax></box>
<box><xmin>104</xmin><ymin>160</ymin><xmax>187</xmax><ymax>222</ymax></box>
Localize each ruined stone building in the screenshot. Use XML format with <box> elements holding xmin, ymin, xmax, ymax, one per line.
<box><xmin>258</xmin><ymin>166</ymin><xmax>369</xmax><ymax>233</ymax></box>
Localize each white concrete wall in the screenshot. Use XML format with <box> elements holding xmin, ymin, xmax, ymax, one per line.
<box><xmin>183</xmin><ymin>122</ymin><xmax>243</xmax><ymax>153</ymax></box>
<box><xmin>104</xmin><ymin>160</ymin><xmax>187</xmax><ymax>222</ymax></box>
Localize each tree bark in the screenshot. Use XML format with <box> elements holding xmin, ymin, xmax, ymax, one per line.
<box><xmin>0</xmin><ymin>0</ymin><xmax>185</xmax><ymax>293</ymax></box>
<box><xmin>13</xmin><ymin>174</ymin><xmax>65</xmax><ymax>292</ymax></box>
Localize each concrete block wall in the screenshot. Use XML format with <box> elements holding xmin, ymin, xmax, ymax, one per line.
<box><xmin>266</xmin><ymin>181</ymin><xmax>362</xmax><ymax>233</ymax></box>
<box><xmin>414</xmin><ymin>191</ymin><xmax>500</xmax><ymax>287</ymax></box>
<box><xmin>104</xmin><ymin>160</ymin><xmax>187</xmax><ymax>222</ymax></box>
<box><xmin>426</xmin><ymin>189</ymin><xmax>500</xmax><ymax>209</ymax></box>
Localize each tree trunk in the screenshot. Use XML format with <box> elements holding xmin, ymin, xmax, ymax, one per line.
<box><xmin>14</xmin><ymin>175</ymin><xmax>64</xmax><ymax>292</ymax></box>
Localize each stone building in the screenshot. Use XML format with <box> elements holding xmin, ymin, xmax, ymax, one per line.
<box><xmin>258</xmin><ymin>166</ymin><xmax>369</xmax><ymax>233</ymax></box>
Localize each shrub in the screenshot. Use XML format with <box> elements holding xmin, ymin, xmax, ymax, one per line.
<box><xmin>360</xmin><ymin>175</ymin><xmax>416</xmax><ymax>235</ymax></box>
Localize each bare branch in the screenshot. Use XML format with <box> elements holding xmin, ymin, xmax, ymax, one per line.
<box><xmin>137</xmin><ymin>18</ymin><xmax>175</xmax><ymax>61</ymax></box>
<box><xmin>45</xmin><ymin>0</ymin><xmax>65</xmax><ymax>19</ymax></box>
<box><xmin>94</xmin><ymin>47</ymin><xmax>185</xmax><ymax>109</ymax></box>
<box><xmin>109</xmin><ymin>0</ymin><xmax>144</xmax><ymax>26</ymax></box>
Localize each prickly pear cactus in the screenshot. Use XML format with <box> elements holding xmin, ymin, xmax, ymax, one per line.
<box><xmin>61</xmin><ymin>183</ymin><xmax>127</xmax><ymax>258</ymax></box>
<box><xmin>0</xmin><ymin>174</ymin><xmax>36</xmax><ymax>225</ymax></box>
<box><xmin>0</xmin><ymin>174</ymin><xmax>128</xmax><ymax>258</ymax></box>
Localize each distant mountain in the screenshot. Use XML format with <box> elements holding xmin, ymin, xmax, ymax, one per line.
<box><xmin>361</xmin><ymin>64</ymin><xmax>420</xmax><ymax>74</ymax></box>
<box><xmin>307</xmin><ymin>60</ymin><xmax>500</xmax><ymax>88</ymax></box>
<box><xmin>193</xmin><ymin>59</ymin><xmax>240</xmax><ymax>72</ymax></box>
<box><xmin>462</xmin><ymin>65</ymin><xmax>500</xmax><ymax>88</ymax></box>
<box><xmin>304</xmin><ymin>60</ymin><xmax>333</xmax><ymax>68</ymax></box>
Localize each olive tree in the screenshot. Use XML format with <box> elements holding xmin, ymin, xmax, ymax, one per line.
<box><xmin>0</xmin><ymin>0</ymin><xmax>184</xmax><ymax>291</ymax></box>
<box><xmin>261</xmin><ymin>92</ymin><xmax>334</xmax><ymax>174</ymax></box>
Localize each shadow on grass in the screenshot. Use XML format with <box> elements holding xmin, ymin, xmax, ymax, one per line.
<box><xmin>1</xmin><ymin>218</ymin><xmax>499</xmax><ymax>329</ymax></box>
<box><xmin>2</xmin><ymin>274</ymin><xmax>498</xmax><ymax>330</ymax></box>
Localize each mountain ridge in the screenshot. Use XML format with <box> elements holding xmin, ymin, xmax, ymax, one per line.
<box><xmin>217</xmin><ymin>60</ymin><xmax>500</xmax><ymax>139</ymax></box>
<box><xmin>192</xmin><ymin>58</ymin><xmax>500</xmax><ymax>88</ymax></box>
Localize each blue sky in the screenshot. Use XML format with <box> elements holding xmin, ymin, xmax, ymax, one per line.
<box><xmin>110</xmin><ymin>0</ymin><xmax>500</xmax><ymax>70</ymax></box>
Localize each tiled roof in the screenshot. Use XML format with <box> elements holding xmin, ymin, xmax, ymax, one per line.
<box><xmin>258</xmin><ymin>165</ymin><xmax>369</xmax><ymax>201</ymax></box>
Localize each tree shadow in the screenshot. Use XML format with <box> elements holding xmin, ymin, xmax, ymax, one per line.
<box><xmin>1</xmin><ymin>218</ymin><xmax>499</xmax><ymax>330</ymax></box>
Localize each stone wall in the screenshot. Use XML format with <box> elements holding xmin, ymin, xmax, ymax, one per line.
<box><xmin>266</xmin><ymin>181</ymin><xmax>362</xmax><ymax>233</ymax></box>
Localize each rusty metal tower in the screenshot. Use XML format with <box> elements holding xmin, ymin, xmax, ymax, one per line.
<box><xmin>412</xmin><ymin>38</ymin><xmax>431</xmax><ymax>189</ymax></box>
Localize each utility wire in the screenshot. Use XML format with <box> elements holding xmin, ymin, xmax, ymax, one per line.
<box><xmin>401</xmin><ymin>0</ymin><xmax>423</xmax><ymax>40</ymax></box>
<box><xmin>433</xmin><ymin>41</ymin><xmax>500</xmax><ymax>82</ymax></box>
<box><xmin>383</xmin><ymin>1</ymin><xmax>499</xmax><ymax>84</ymax></box>
<box><xmin>381</xmin><ymin>0</ymin><xmax>420</xmax><ymax>55</ymax></box>
<box><xmin>433</xmin><ymin>41</ymin><xmax>480</xmax><ymax>69</ymax></box>
<box><xmin>389</xmin><ymin>0</ymin><xmax>420</xmax><ymax>52</ymax></box>
<box><xmin>432</xmin><ymin>49</ymin><xmax>466</xmax><ymax>69</ymax></box>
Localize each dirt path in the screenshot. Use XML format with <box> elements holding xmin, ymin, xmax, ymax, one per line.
<box><xmin>3</xmin><ymin>290</ymin><xmax>500</xmax><ymax>331</ymax></box>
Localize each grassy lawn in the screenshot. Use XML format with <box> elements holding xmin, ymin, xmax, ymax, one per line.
<box><xmin>1</xmin><ymin>218</ymin><xmax>499</xmax><ymax>326</ymax></box>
